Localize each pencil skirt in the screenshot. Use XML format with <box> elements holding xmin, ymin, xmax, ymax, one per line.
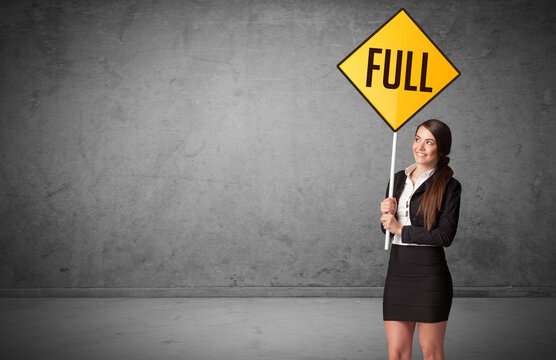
<box><xmin>383</xmin><ymin>244</ymin><xmax>453</xmax><ymax>323</ymax></box>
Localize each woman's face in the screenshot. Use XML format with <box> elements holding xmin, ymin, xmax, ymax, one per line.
<box><xmin>413</xmin><ymin>126</ymin><xmax>439</xmax><ymax>170</ymax></box>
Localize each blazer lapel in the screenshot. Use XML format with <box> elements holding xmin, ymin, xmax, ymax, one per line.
<box><xmin>413</xmin><ymin>177</ymin><xmax>431</xmax><ymax>196</ymax></box>
<box><xmin>393</xmin><ymin>173</ymin><xmax>407</xmax><ymax>200</ymax></box>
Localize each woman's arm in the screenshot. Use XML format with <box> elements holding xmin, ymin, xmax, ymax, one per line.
<box><xmin>380</xmin><ymin>171</ymin><xmax>405</xmax><ymax>235</ymax></box>
<box><xmin>380</xmin><ymin>179</ymin><xmax>397</xmax><ymax>235</ymax></box>
<box><xmin>401</xmin><ymin>178</ymin><xmax>462</xmax><ymax>247</ymax></box>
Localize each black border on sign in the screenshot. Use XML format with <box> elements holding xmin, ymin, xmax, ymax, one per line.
<box><xmin>336</xmin><ymin>8</ymin><xmax>461</xmax><ymax>132</ymax></box>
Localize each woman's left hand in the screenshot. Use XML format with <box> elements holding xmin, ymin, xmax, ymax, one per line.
<box><xmin>381</xmin><ymin>213</ymin><xmax>402</xmax><ymax>235</ymax></box>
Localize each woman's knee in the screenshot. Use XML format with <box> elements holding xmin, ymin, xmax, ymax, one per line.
<box><xmin>417</xmin><ymin>321</ymin><xmax>447</xmax><ymax>360</ymax></box>
<box><xmin>385</xmin><ymin>321</ymin><xmax>416</xmax><ymax>360</ymax></box>
<box><xmin>388</xmin><ymin>348</ymin><xmax>412</xmax><ymax>360</ymax></box>
<box><xmin>419</xmin><ymin>341</ymin><xmax>444</xmax><ymax>360</ymax></box>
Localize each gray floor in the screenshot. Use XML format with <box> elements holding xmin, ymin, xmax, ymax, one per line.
<box><xmin>1</xmin><ymin>298</ymin><xmax>555</xmax><ymax>360</ymax></box>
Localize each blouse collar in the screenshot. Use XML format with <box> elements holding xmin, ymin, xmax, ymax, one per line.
<box><xmin>404</xmin><ymin>163</ymin><xmax>436</xmax><ymax>180</ymax></box>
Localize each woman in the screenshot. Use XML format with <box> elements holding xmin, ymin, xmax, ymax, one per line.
<box><xmin>380</xmin><ymin>119</ymin><xmax>461</xmax><ymax>360</ymax></box>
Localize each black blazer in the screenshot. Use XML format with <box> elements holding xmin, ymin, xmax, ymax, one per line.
<box><xmin>381</xmin><ymin>170</ymin><xmax>462</xmax><ymax>247</ymax></box>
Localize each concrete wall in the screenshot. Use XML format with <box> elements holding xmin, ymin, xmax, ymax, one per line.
<box><xmin>1</xmin><ymin>0</ymin><xmax>555</xmax><ymax>291</ymax></box>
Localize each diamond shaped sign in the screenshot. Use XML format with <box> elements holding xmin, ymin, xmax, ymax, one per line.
<box><xmin>337</xmin><ymin>9</ymin><xmax>460</xmax><ymax>131</ymax></box>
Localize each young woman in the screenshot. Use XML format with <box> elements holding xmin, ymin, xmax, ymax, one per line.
<box><xmin>380</xmin><ymin>119</ymin><xmax>462</xmax><ymax>360</ymax></box>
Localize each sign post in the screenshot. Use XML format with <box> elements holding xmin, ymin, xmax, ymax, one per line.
<box><xmin>386</xmin><ymin>131</ymin><xmax>398</xmax><ymax>250</ymax></box>
<box><xmin>337</xmin><ymin>8</ymin><xmax>460</xmax><ymax>250</ymax></box>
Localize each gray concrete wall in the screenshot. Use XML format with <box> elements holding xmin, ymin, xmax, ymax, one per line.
<box><xmin>1</xmin><ymin>0</ymin><xmax>555</xmax><ymax>290</ymax></box>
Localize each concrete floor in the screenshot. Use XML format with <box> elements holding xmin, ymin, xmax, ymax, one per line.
<box><xmin>1</xmin><ymin>298</ymin><xmax>555</xmax><ymax>360</ymax></box>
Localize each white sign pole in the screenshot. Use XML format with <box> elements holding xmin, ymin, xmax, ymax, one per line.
<box><xmin>384</xmin><ymin>131</ymin><xmax>398</xmax><ymax>251</ymax></box>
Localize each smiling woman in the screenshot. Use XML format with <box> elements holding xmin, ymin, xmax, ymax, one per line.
<box><xmin>379</xmin><ymin>119</ymin><xmax>462</xmax><ymax>360</ymax></box>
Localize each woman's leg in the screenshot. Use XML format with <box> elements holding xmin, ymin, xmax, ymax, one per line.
<box><xmin>384</xmin><ymin>321</ymin><xmax>416</xmax><ymax>360</ymax></box>
<box><xmin>417</xmin><ymin>321</ymin><xmax>448</xmax><ymax>360</ymax></box>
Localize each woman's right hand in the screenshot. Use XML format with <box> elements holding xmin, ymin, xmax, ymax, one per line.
<box><xmin>381</xmin><ymin>197</ymin><xmax>397</xmax><ymax>215</ymax></box>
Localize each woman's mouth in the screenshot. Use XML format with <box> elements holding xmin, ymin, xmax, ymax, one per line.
<box><xmin>416</xmin><ymin>152</ymin><xmax>426</xmax><ymax>157</ymax></box>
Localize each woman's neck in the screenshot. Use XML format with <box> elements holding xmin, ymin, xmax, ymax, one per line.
<box><xmin>411</xmin><ymin>164</ymin><xmax>436</xmax><ymax>180</ymax></box>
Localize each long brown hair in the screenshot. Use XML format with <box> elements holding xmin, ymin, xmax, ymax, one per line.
<box><xmin>416</xmin><ymin>119</ymin><xmax>454</xmax><ymax>231</ymax></box>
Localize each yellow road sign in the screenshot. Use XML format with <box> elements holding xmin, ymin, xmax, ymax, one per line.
<box><xmin>337</xmin><ymin>9</ymin><xmax>460</xmax><ymax>131</ymax></box>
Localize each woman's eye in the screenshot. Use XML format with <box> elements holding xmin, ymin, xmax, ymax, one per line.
<box><xmin>426</xmin><ymin>141</ymin><xmax>433</xmax><ymax>145</ymax></box>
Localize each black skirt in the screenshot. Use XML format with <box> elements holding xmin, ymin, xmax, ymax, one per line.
<box><xmin>383</xmin><ymin>244</ymin><xmax>453</xmax><ymax>323</ymax></box>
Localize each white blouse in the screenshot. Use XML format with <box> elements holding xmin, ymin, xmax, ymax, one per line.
<box><xmin>392</xmin><ymin>164</ymin><xmax>436</xmax><ymax>246</ymax></box>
